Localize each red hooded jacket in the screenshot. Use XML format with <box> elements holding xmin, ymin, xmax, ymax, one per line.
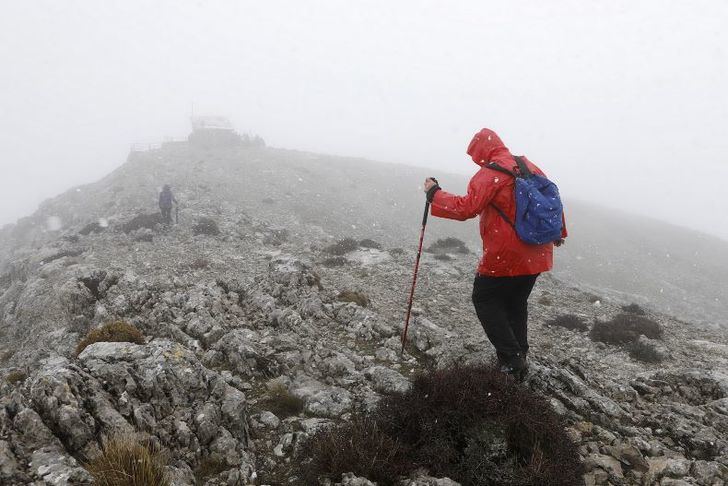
<box><xmin>430</xmin><ymin>128</ymin><xmax>567</xmax><ymax>277</ymax></box>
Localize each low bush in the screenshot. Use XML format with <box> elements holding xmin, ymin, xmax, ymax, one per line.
<box><xmin>75</xmin><ymin>321</ymin><xmax>145</xmax><ymax>357</ymax></box>
<box><xmin>194</xmin><ymin>455</ymin><xmax>229</xmax><ymax>483</ymax></box>
<box><xmin>192</xmin><ymin>217</ymin><xmax>220</xmax><ymax>236</ymax></box>
<box><xmin>586</xmin><ymin>293</ymin><xmax>601</xmax><ymax>304</ymax></box>
<box><xmin>627</xmin><ymin>339</ymin><xmax>665</xmax><ymax>363</ymax></box>
<box><xmin>86</xmin><ymin>434</ymin><xmax>169</xmax><ymax>486</ymax></box>
<box><xmin>359</xmin><ymin>239</ymin><xmax>382</xmax><ymax>250</ymax></box>
<box><xmin>388</xmin><ymin>248</ymin><xmax>405</xmax><ymax>256</ymax></box>
<box><xmin>538</xmin><ymin>296</ymin><xmax>553</xmax><ymax>306</ymax></box>
<box><xmin>5</xmin><ymin>370</ymin><xmax>27</xmax><ymax>385</ymax></box>
<box><xmin>323</xmin><ymin>238</ymin><xmax>360</xmax><ymax>256</ymax></box>
<box><xmin>79</xmin><ymin>221</ymin><xmax>106</xmax><ymax>236</ymax></box>
<box><xmin>189</xmin><ymin>257</ymin><xmax>210</xmax><ymax>270</ymax></box>
<box><xmin>621</xmin><ymin>303</ymin><xmax>647</xmax><ymax>316</ymax></box>
<box><xmin>259</xmin><ymin>382</ymin><xmax>305</xmax><ymax>419</ymax></box>
<box><xmin>426</xmin><ymin>237</ymin><xmax>470</xmax><ymax>254</ymax></box>
<box><xmin>545</xmin><ymin>314</ymin><xmax>589</xmax><ymax>332</ymax></box>
<box><xmin>1</xmin><ymin>349</ymin><xmax>15</xmax><ymax>364</ymax></box>
<box><xmin>590</xmin><ymin>313</ymin><xmax>663</xmax><ymax>345</ymax></box>
<box><xmin>434</xmin><ymin>253</ymin><xmax>453</xmax><ymax>261</ymax></box>
<box><xmin>294</xmin><ymin>365</ymin><xmax>583</xmax><ymax>486</ymax></box>
<box><xmin>322</xmin><ymin>256</ymin><xmax>347</xmax><ymax>268</ymax></box>
<box><xmin>120</xmin><ymin>213</ymin><xmax>163</xmax><ymax>233</ymax></box>
<box><xmin>337</xmin><ymin>290</ymin><xmax>370</xmax><ymax>308</ymax></box>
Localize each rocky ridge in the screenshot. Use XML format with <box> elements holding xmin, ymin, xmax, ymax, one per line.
<box><xmin>0</xmin><ymin>142</ymin><xmax>727</xmax><ymax>485</ymax></box>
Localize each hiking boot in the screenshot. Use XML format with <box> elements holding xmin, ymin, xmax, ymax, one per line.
<box><xmin>498</xmin><ymin>353</ymin><xmax>527</xmax><ymax>382</ymax></box>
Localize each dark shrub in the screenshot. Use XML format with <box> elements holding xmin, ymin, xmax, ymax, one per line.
<box><xmin>586</xmin><ymin>293</ymin><xmax>601</xmax><ymax>304</ymax></box>
<box><xmin>120</xmin><ymin>213</ymin><xmax>163</xmax><ymax>233</ymax></box>
<box><xmin>337</xmin><ymin>290</ymin><xmax>370</xmax><ymax>307</ymax></box>
<box><xmin>323</xmin><ymin>238</ymin><xmax>360</xmax><ymax>256</ymax></box>
<box><xmin>359</xmin><ymin>239</ymin><xmax>382</xmax><ymax>250</ymax></box>
<box><xmin>79</xmin><ymin>221</ymin><xmax>106</xmax><ymax>235</ymax></box>
<box><xmin>189</xmin><ymin>257</ymin><xmax>210</xmax><ymax>270</ymax></box>
<box><xmin>426</xmin><ymin>237</ymin><xmax>470</xmax><ymax>254</ymax></box>
<box><xmin>388</xmin><ymin>248</ymin><xmax>405</xmax><ymax>256</ymax></box>
<box><xmin>627</xmin><ymin>340</ymin><xmax>665</xmax><ymax>363</ymax></box>
<box><xmin>0</xmin><ymin>349</ymin><xmax>14</xmax><ymax>364</ymax></box>
<box><xmin>538</xmin><ymin>296</ymin><xmax>553</xmax><ymax>306</ymax></box>
<box><xmin>322</xmin><ymin>256</ymin><xmax>347</xmax><ymax>268</ymax></box>
<box><xmin>259</xmin><ymin>382</ymin><xmax>305</xmax><ymax>419</ymax></box>
<box><xmin>192</xmin><ymin>217</ymin><xmax>220</xmax><ymax>236</ymax></box>
<box><xmin>75</xmin><ymin>321</ymin><xmax>145</xmax><ymax>357</ymax></box>
<box><xmin>434</xmin><ymin>253</ymin><xmax>453</xmax><ymax>261</ymax></box>
<box><xmin>194</xmin><ymin>455</ymin><xmax>229</xmax><ymax>483</ymax></box>
<box><xmin>41</xmin><ymin>248</ymin><xmax>84</xmax><ymax>264</ymax></box>
<box><xmin>545</xmin><ymin>314</ymin><xmax>589</xmax><ymax>332</ymax></box>
<box><xmin>296</xmin><ymin>413</ymin><xmax>409</xmax><ymax>484</ymax></box>
<box><xmin>86</xmin><ymin>434</ymin><xmax>169</xmax><ymax>486</ymax></box>
<box><xmin>590</xmin><ymin>313</ymin><xmax>663</xmax><ymax>345</ymax></box>
<box><xmin>622</xmin><ymin>303</ymin><xmax>647</xmax><ymax>316</ymax></box>
<box><xmin>262</xmin><ymin>197</ymin><xmax>276</xmax><ymax>204</ymax></box>
<box><xmin>294</xmin><ymin>365</ymin><xmax>584</xmax><ymax>486</ymax></box>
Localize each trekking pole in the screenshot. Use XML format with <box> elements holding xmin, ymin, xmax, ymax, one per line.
<box><xmin>401</xmin><ymin>180</ymin><xmax>436</xmax><ymax>355</ymax></box>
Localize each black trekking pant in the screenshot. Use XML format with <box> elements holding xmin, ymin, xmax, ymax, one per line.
<box><xmin>160</xmin><ymin>207</ymin><xmax>172</xmax><ymax>224</ymax></box>
<box><xmin>472</xmin><ymin>273</ymin><xmax>539</xmax><ymax>366</ymax></box>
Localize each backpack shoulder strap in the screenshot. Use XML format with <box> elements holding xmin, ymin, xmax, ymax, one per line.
<box><xmin>490</xmin><ymin>203</ymin><xmax>515</xmax><ymax>228</ymax></box>
<box><xmin>486</xmin><ymin>162</ymin><xmax>517</xmax><ymax>177</ymax></box>
<box><xmin>514</xmin><ymin>156</ymin><xmax>533</xmax><ymax>178</ymax></box>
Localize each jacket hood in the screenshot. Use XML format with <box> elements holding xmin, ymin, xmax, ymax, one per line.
<box><xmin>467</xmin><ymin>128</ymin><xmax>513</xmax><ymax>167</ymax></box>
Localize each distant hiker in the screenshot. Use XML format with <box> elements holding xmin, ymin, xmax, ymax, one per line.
<box><xmin>159</xmin><ymin>184</ymin><xmax>178</xmax><ymax>224</ymax></box>
<box><xmin>423</xmin><ymin>128</ymin><xmax>567</xmax><ymax>380</ymax></box>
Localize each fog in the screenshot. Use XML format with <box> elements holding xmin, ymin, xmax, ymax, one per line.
<box><xmin>1</xmin><ymin>1</ymin><xmax>727</xmax><ymax>239</ymax></box>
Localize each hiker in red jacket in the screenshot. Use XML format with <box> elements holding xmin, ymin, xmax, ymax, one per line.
<box><xmin>424</xmin><ymin>128</ymin><xmax>567</xmax><ymax>380</ymax></box>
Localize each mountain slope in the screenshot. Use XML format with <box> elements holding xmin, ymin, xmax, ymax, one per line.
<box><xmin>0</xmin><ymin>138</ymin><xmax>727</xmax><ymax>485</ymax></box>
<box><xmin>2</xmin><ymin>141</ymin><xmax>727</xmax><ymax>326</ymax></box>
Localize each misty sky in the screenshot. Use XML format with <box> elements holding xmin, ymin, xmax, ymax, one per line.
<box><xmin>1</xmin><ymin>1</ymin><xmax>727</xmax><ymax>239</ymax></box>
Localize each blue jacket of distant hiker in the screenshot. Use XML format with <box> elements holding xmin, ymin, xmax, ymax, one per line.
<box><xmin>430</xmin><ymin>128</ymin><xmax>568</xmax><ymax>277</ymax></box>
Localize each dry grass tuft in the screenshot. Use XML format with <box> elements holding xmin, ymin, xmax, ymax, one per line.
<box><xmin>75</xmin><ymin>321</ymin><xmax>145</xmax><ymax>357</ymax></box>
<box><xmin>85</xmin><ymin>434</ymin><xmax>169</xmax><ymax>486</ymax></box>
<box><xmin>5</xmin><ymin>370</ymin><xmax>27</xmax><ymax>385</ymax></box>
<box><xmin>337</xmin><ymin>290</ymin><xmax>370</xmax><ymax>307</ymax></box>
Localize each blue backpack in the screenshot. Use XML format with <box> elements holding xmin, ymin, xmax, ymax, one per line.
<box><xmin>487</xmin><ymin>156</ymin><xmax>563</xmax><ymax>245</ymax></box>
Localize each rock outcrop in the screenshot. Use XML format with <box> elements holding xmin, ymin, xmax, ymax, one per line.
<box><xmin>1</xmin><ymin>141</ymin><xmax>727</xmax><ymax>485</ymax></box>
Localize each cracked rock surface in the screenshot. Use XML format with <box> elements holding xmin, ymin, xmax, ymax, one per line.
<box><xmin>1</xmin><ymin>142</ymin><xmax>727</xmax><ymax>485</ymax></box>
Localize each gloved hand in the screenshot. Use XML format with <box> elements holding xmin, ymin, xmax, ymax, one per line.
<box><xmin>424</xmin><ymin>177</ymin><xmax>440</xmax><ymax>202</ymax></box>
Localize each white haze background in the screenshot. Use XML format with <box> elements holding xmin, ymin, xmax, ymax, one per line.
<box><xmin>1</xmin><ymin>1</ymin><xmax>727</xmax><ymax>238</ymax></box>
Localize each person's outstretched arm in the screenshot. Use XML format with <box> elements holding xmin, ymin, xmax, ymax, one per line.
<box><xmin>426</xmin><ymin>171</ymin><xmax>498</xmax><ymax>221</ymax></box>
